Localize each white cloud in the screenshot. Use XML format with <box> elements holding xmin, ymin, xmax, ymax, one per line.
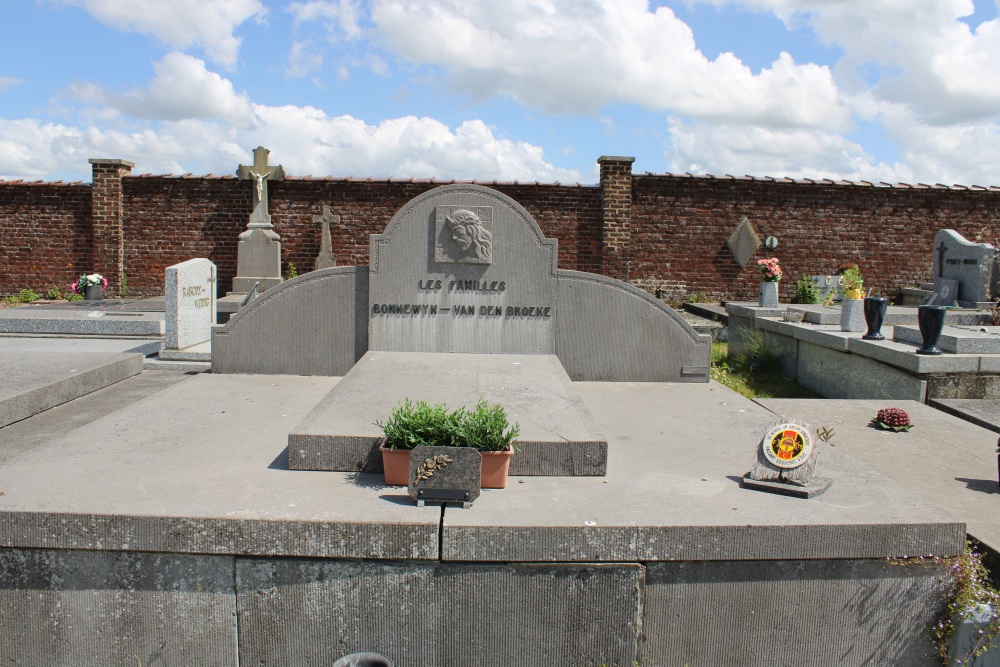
<box><xmin>0</xmin><ymin>76</ymin><xmax>24</xmax><ymax>92</ymax></box>
<box><xmin>73</xmin><ymin>53</ymin><xmax>253</xmax><ymax>123</ymax></box>
<box><xmin>665</xmin><ymin>117</ymin><xmax>908</xmax><ymax>182</ymax></box>
<box><xmin>366</xmin><ymin>0</ymin><xmax>848</xmax><ymax>128</ymax></box>
<box><xmin>289</xmin><ymin>0</ymin><xmax>363</xmax><ymax>38</ymax></box>
<box><xmin>693</xmin><ymin>0</ymin><xmax>1000</xmax><ymax>124</ymax></box>
<box><xmin>0</xmin><ymin>102</ymin><xmax>581</xmax><ymax>183</ymax></box>
<box><xmin>54</xmin><ymin>0</ymin><xmax>265</xmax><ymax>67</ymax></box>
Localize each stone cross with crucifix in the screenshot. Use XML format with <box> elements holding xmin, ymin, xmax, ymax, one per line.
<box><xmin>237</xmin><ymin>146</ymin><xmax>285</xmax><ymax>230</ymax></box>
<box><xmin>314</xmin><ymin>205</ymin><xmax>340</xmax><ymax>270</ymax></box>
<box><xmin>230</xmin><ymin>146</ymin><xmax>285</xmax><ymax>295</ymax></box>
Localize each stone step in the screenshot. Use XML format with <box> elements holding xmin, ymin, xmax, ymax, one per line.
<box><xmin>288</xmin><ymin>351</ymin><xmax>608</xmax><ymax>476</ymax></box>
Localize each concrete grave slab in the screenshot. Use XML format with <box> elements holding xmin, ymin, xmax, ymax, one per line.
<box><xmin>0</xmin><ymin>351</ymin><xmax>143</xmax><ymax>428</ymax></box>
<box><xmin>0</xmin><ymin>372</ymin><xmax>440</xmax><ymax>559</ymax></box>
<box><xmin>929</xmin><ymin>398</ymin><xmax>1000</xmax><ymax>434</ymax></box>
<box><xmin>440</xmin><ymin>381</ymin><xmax>962</xmax><ymax>563</ymax></box>
<box><xmin>288</xmin><ymin>351</ymin><xmax>608</xmax><ymax>476</ymax></box>
<box><xmin>894</xmin><ymin>324</ymin><xmax>1000</xmax><ymax>354</ymax></box>
<box><xmin>758</xmin><ymin>398</ymin><xmax>1000</xmax><ymax>551</ymax></box>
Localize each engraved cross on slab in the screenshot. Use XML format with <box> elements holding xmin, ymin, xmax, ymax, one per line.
<box><xmin>236</xmin><ymin>146</ymin><xmax>285</xmax><ymax>229</ymax></box>
<box><xmin>937</xmin><ymin>241</ymin><xmax>948</xmax><ymax>277</ymax></box>
<box><xmin>313</xmin><ymin>205</ymin><xmax>339</xmax><ymax>270</ymax></box>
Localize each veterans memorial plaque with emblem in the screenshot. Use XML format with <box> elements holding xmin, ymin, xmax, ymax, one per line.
<box><xmin>743</xmin><ymin>419</ymin><xmax>831</xmax><ymax>498</ymax></box>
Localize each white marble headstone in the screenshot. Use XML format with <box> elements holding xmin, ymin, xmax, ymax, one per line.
<box><xmin>165</xmin><ymin>258</ymin><xmax>217</xmax><ymax>350</ymax></box>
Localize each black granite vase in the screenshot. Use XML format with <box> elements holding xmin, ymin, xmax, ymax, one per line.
<box><xmin>862</xmin><ymin>296</ymin><xmax>888</xmax><ymax>340</ymax></box>
<box><xmin>917</xmin><ymin>304</ymin><xmax>947</xmax><ymax>355</ymax></box>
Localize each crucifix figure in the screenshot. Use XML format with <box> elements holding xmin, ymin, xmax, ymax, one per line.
<box><xmin>936</xmin><ymin>241</ymin><xmax>948</xmax><ymax>277</ymax></box>
<box><xmin>230</xmin><ymin>146</ymin><xmax>285</xmax><ymax>295</ymax></box>
<box><xmin>314</xmin><ymin>205</ymin><xmax>340</xmax><ymax>271</ymax></box>
<box><xmin>237</xmin><ymin>146</ymin><xmax>285</xmax><ymax>229</ymax></box>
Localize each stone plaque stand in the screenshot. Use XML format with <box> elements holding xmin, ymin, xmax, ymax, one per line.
<box><xmin>407</xmin><ymin>446</ymin><xmax>481</xmax><ymax>507</ymax></box>
<box><xmin>742</xmin><ymin>420</ymin><xmax>831</xmax><ymax>498</ymax></box>
<box><xmin>231</xmin><ymin>147</ymin><xmax>285</xmax><ymax>295</ymax></box>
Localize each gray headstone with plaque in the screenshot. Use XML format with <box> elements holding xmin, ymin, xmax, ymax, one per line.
<box><xmin>407</xmin><ymin>446</ymin><xmax>481</xmax><ymax>506</ymax></box>
<box><xmin>743</xmin><ymin>419</ymin><xmax>831</xmax><ymax>498</ymax></box>
<box><xmin>164</xmin><ymin>258</ymin><xmax>216</xmax><ymax>351</ymax></box>
<box><xmin>369</xmin><ymin>186</ymin><xmax>557</xmax><ymax>355</ymax></box>
<box><xmin>215</xmin><ymin>183</ymin><xmax>710</xmax><ymax>382</ymax></box>
<box><xmin>933</xmin><ymin>229</ymin><xmax>999</xmax><ymax>305</ymax></box>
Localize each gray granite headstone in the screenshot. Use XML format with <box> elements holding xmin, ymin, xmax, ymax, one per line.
<box><xmin>369</xmin><ymin>184</ymin><xmax>557</xmax><ymax>354</ymax></box>
<box><xmin>933</xmin><ymin>229</ymin><xmax>999</xmax><ymax>305</ymax></box>
<box><xmin>232</xmin><ymin>146</ymin><xmax>285</xmax><ymax>294</ymax></box>
<box><xmin>407</xmin><ymin>446</ymin><xmax>481</xmax><ymax>505</ymax></box>
<box><xmin>743</xmin><ymin>420</ymin><xmax>830</xmax><ymax>498</ymax></box>
<box><xmin>313</xmin><ymin>205</ymin><xmax>338</xmax><ymax>271</ymax></box>
<box><xmin>811</xmin><ymin>275</ymin><xmax>842</xmax><ymax>301</ymax></box>
<box><xmin>725</xmin><ymin>216</ymin><xmax>761</xmax><ymax>268</ymax></box>
<box><xmin>164</xmin><ymin>258</ymin><xmax>216</xmax><ymax>350</ymax></box>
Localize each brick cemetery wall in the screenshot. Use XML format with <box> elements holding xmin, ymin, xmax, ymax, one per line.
<box><xmin>1</xmin><ymin>156</ymin><xmax>998</xmax><ymax>300</ymax></box>
<box><xmin>629</xmin><ymin>175</ymin><xmax>1000</xmax><ymax>303</ymax></box>
<box><xmin>0</xmin><ymin>180</ymin><xmax>92</xmax><ymax>297</ymax></box>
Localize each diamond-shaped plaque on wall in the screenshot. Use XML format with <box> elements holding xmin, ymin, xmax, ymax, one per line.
<box><xmin>726</xmin><ymin>216</ymin><xmax>761</xmax><ymax>268</ymax></box>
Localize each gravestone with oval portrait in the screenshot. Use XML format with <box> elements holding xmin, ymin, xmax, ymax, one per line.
<box><xmin>742</xmin><ymin>419</ymin><xmax>831</xmax><ymax>498</ymax></box>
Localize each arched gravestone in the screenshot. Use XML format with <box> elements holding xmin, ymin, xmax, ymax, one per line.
<box><xmin>213</xmin><ymin>184</ymin><xmax>710</xmax><ymax>382</ymax></box>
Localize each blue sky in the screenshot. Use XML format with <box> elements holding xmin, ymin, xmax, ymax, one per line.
<box><xmin>2</xmin><ymin>0</ymin><xmax>1000</xmax><ymax>186</ymax></box>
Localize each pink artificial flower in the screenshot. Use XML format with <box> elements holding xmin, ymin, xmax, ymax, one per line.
<box><xmin>70</xmin><ymin>282</ymin><xmax>78</xmax><ymax>293</ymax></box>
<box><xmin>101</xmin><ymin>277</ymin><xmax>108</xmax><ymax>288</ymax></box>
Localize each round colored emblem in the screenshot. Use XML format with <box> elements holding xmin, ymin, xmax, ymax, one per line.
<box><xmin>761</xmin><ymin>423</ymin><xmax>814</xmax><ymax>469</ymax></box>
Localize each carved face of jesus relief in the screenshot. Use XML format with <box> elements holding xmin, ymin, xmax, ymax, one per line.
<box><xmin>445</xmin><ymin>209</ymin><xmax>493</xmax><ymax>262</ymax></box>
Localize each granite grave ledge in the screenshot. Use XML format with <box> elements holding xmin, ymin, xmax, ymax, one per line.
<box><xmin>288</xmin><ymin>351</ymin><xmax>609</xmax><ymax>476</ymax></box>
<box><xmin>0</xmin><ymin>511</ymin><xmax>439</xmax><ymax>560</ymax></box>
<box><xmin>0</xmin><ymin>351</ymin><xmax>144</xmax><ymax>428</ymax></box>
<box><xmin>0</xmin><ymin>308</ymin><xmax>165</xmax><ymax>336</ymax></box>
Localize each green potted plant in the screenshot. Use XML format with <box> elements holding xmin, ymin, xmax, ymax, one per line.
<box><xmin>375</xmin><ymin>398</ymin><xmax>520</xmax><ymax>488</ymax></box>
<box><xmin>841</xmin><ymin>265</ymin><xmax>864</xmax><ymax>300</ymax></box>
<box><xmin>454</xmin><ymin>399</ymin><xmax>521</xmax><ymax>488</ymax></box>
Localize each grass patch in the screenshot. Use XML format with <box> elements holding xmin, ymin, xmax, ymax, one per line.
<box><xmin>711</xmin><ymin>340</ymin><xmax>818</xmax><ymax>399</ymax></box>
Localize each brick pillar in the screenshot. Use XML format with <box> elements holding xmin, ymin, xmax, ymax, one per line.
<box><xmin>598</xmin><ymin>155</ymin><xmax>635</xmax><ymax>282</ymax></box>
<box><xmin>89</xmin><ymin>158</ymin><xmax>134</xmax><ymax>296</ymax></box>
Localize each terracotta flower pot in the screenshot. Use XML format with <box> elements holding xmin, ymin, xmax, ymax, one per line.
<box><xmin>480</xmin><ymin>447</ymin><xmax>514</xmax><ymax>489</ymax></box>
<box><xmin>380</xmin><ymin>440</ymin><xmax>410</xmax><ymax>486</ymax></box>
<box><xmin>381</xmin><ymin>441</ymin><xmax>514</xmax><ymax>488</ymax></box>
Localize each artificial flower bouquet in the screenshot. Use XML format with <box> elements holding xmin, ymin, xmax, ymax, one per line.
<box><xmin>71</xmin><ymin>273</ymin><xmax>107</xmax><ymax>294</ymax></box>
<box><xmin>757</xmin><ymin>257</ymin><xmax>782</xmax><ymax>282</ymax></box>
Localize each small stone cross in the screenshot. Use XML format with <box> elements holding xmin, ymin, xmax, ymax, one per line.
<box><xmin>237</xmin><ymin>146</ymin><xmax>285</xmax><ymax>224</ymax></box>
<box><xmin>314</xmin><ymin>205</ymin><xmax>340</xmax><ymax>270</ymax></box>
<box><xmin>937</xmin><ymin>241</ymin><xmax>948</xmax><ymax>277</ymax></box>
